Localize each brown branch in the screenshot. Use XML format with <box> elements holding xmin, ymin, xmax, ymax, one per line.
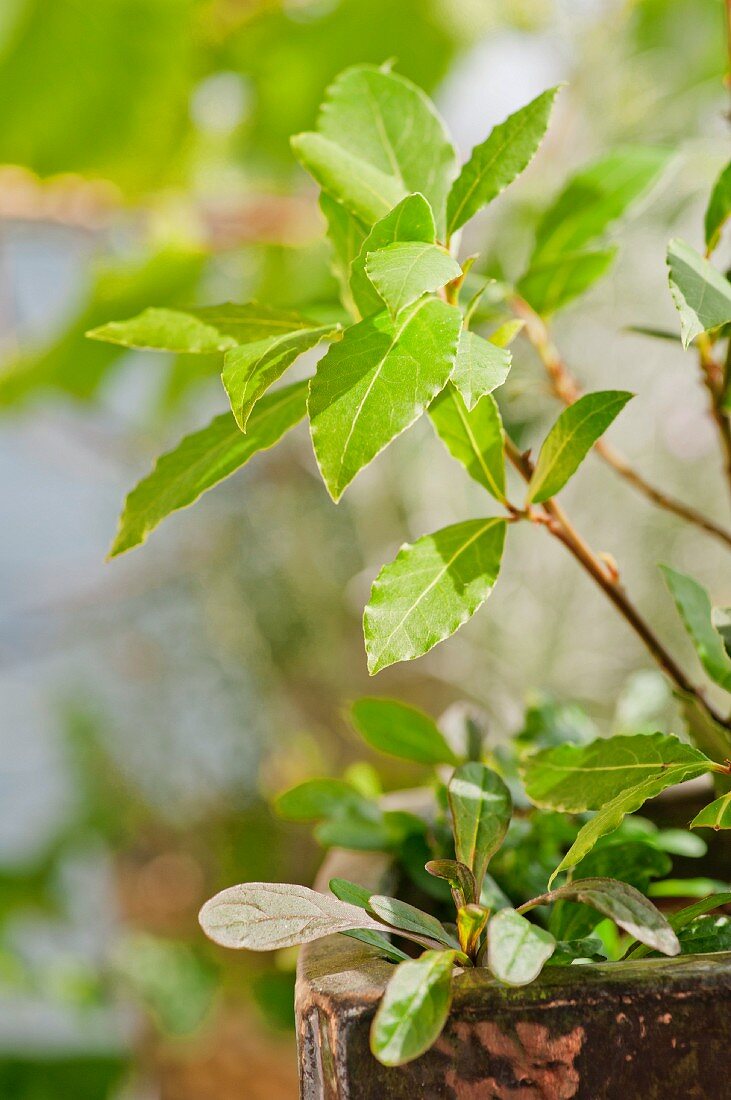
<box><xmin>503</xmin><ymin>435</ymin><xmax>731</xmax><ymax>755</ymax></box>
<box><xmin>510</xmin><ymin>296</ymin><xmax>731</xmax><ymax>550</ymax></box>
<box><xmin>698</xmin><ymin>335</ymin><xmax>731</xmax><ymax>502</ymax></box>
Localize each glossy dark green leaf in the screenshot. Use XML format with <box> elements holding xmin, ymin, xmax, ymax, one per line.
<box><xmin>450</xmin><ymin>330</ymin><xmax>511</xmax><ymax>410</ymax></box>
<box><xmin>661</xmin><ymin>566</ymin><xmax>731</xmax><ymax>692</ymax></box>
<box><xmin>350</xmin><ymin>193</ymin><xmax>436</xmax><ymax>318</ymax></box>
<box><xmin>370</xmin><ymin>950</ymin><xmax>456</xmax><ymax>1066</ymax></box>
<box><xmin>350</xmin><ymin>697</ymin><xmax>458</xmax><ymax>765</ymax></box>
<box><xmin>487</xmin><ymin>909</ymin><xmax>556</xmax><ymax>985</ymax></box>
<box><xmin>527</xmin><ymin>390</ymin><xmax>633</xmax><ymax>503</ymax></box>
<box><xmin>705</xmin><ymin>159</ymin><xmax>731</xmax><ymax>254</ymax></box>
<box><xmin>309</xmin><ymin>299</ymin><xmax>461</xmax><ymax>501</ymax></box>
<box><xmin>429</xmin><ymin>384</ymin><xmax>506</xmax><ymax>501</ymax></box>
<box><xmin>448</xmin><ymin>763</ymin><xmax>512</xmax><ymax>892</ymax></box>
<box><xmin>667</xmin><ymin>238</ymin><xmax>731</xmax><ymax>348</ymax></box>
<box><xmin>364</xmin><ymin>518</ymin><xmax>507</xmax><ymax>674</ymax></box>
<box><xmin>110</xmin><ymin>380</ymin><xmax>307</xmax><ymax>558</ymax></box>
<box><xmin>447</xmin><ymin>87</ymin><xmax>560</xmax><ymax>236</ymax></box>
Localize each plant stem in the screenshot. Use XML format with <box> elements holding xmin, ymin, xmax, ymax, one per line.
<box><xmin>698</xmin><ymin>335</ymin><xmax>731</xmax><ymax>503</ymax></box>
<box><xmin>511</xmin><ymin>296</ymin><xmax>731</xmax><ymax>549</ymax></box>
<box><xmin>503</xmin><ymin>435</ymin><xmax>731</xmax><ymax>752</ymax></box>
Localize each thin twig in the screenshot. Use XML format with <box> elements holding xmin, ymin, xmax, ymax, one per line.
<box><xmin>510</xmin><ymin>296</ymin><xmax>731</xmax><ymax>550</ymax></box>
<box><xmin>503</xmin><ymin>435</ymin><xmax>731</xmax><ymax>754</ymax></box>
<box><xmin>698</xmin><ymin>335</ymin><xmax>731</xmax><ymax>502</ymax></box>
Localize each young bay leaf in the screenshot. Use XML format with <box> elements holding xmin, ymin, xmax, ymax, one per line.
<box><xmin>222</xmin><ymin>323</ymin><xmax>338</xmax><ymax>431</ymax></box>
<box><xmin>691</xmin><ymin>792</ymin><xmax>731</xmax><ymax>830</ymax></box>
<box><xmin>527</xmin><ymin>390</ymin><xmax>633</xmax><ymax>503</ymax></box>
<box><xmin>531</xmin><ymin>146</ymin><xmax>672</xmax><ymax>263</ymax></box>
<box><xmin>667</xmin><ymin>238</ymin><xmax>731</xmax><ymax>348</ymax></box>
<box><xmin>88</xmin><ymin>302</ymin><xmax>316</xmax><ymax>352</ymax></box>
<box><xmin>517</xmin><ymin>248</ymin><xmax>617</xmax><ymax>316</ymax></box>
<box><xmin>429</xmin><ymin>385</ymin><xmax>506</xmax><ymax>501</ymax></box>
<box><xmin>449</xmin><ymin>330</ymin><xmax>511</xmax><ymax>411</ymax></box>
<box><xmin>447</xmin><ymin>87</ymin><xmax>560</xmax><ymax>236</ymax></box>
<box><xmin>291</xmin><ymin>131</ymin><xmax>407</xmax><ymax>225</ymax></box>
<box><xmin>308</xmin><ymin>299</ymin><xmax>461</xmax><ymax>501</ymax></box>
<box><xmin>199</xmin><ymin>882</ymin><xmax>385</xmax><ymax>951</ymax></box>
<box><xmin>522</xmin><ymin>731</ymin><xmax>712</xmax><ymax>812</ymax></box>
<box><xmin>350</xmin><ymin>697</ymin><xmax>459</xmax><ymax>765</ymax></box>
<box><xmin>317</xmin><ymin>65</ymin><xmax>457</xmax><ymax>238</ymax></box>
<box><xmin>370</xmin><ymin>950</ymin><xmax>456</xmax><ymax>1066</ymax></box>
<box><xmin>109</xmin><ymin>380</ymin><xmax>307</xmax><ymax>558</ymax></box>
<box><xmin>487</xmin><ymin>909</ymin><xmax>556</xmax><ymax>985</ymax></box>
<box><xmin>705</xmin><ymin>159</ymin><xmax>731</xmax><ymax>254</ymax></box>
<box><xmin>365</xmin><ymin>242</ymin><xmax>461</xmax><ymax>315</ymax></box>
<box><xmin>661</xmin><ymin>566</ymin><xmax>731</xmax><ymax>693</ymax></box>
<box><xmin>364</xmin><ymin>517</ymin><xmax>507</xmax><ymax>674</ymax></box>
<box><xmin>350</xmin><ymin>193</ymin><xmax>436</xmax><ymax>318</ymax></box>
<box><xmin>448</xmin><ymin>763</ymin><xmax>511</xmax><ymax>892</ymax></box>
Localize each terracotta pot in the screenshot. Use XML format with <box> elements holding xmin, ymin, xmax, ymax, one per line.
<box><xmin>296</xmin><ymin>847</ymin><xmax>731</xmax><ymax>1099</ymax></box>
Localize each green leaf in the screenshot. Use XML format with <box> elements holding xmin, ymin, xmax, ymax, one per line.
<box><xmin>341</xmin><ymin>928</ymin><xmax>411</xmax><ymax>964</ymax></box>
<box><xmin>628</xmin><ymin>892</ymin><xmax>731</xmax><ymax>959</ymax></box>
<box><xmin>328</xmin><ymin>880</ymin><xmax>412</xmax><ymax>963</ymax></box>
<box><xmin>425</xmin><ymin>860</ymin><xmax>477</xmax><ymax>908</ymax></box>
<box><xmin>532</xmin><ymin>146</ymin><xmax>672</xmax><ymax>263</ymax></box>
<box><xmin>274</xmin><ymin>779</ymin><xmax>367</xmax><ymax>821</ymax></box>
<box><xmin>705</xmin><ymin>160</ymin><xmax>731</xmax><ymax>254</ymax></box>
<box><xmin>487</xmin><ymin>319</ymin><xmax>525</xmax><ymax>348</ymax></box>
<box><xmin>523</xmin><ymin>731</ymin><xmax>712</xmax><ymax>812</ymax></box>
<box><xmin>364</xmin><ymin>517</ymin><xmax>507</xmax><ymax>674</ymax></box>
<box><xmin>291</xmin><ymin>131</ymin><xmax>407</xmax><ymax>226</ymax></box>
<box><xmin>350</xmin><ymin>193</ymin><xmax>437</xmax><ymax>319</ymax></box>
<box><xmin>88</xmin><ymin>302</ymin><xmax>317</xmax><ymax>352</ymax></box>
<box><xmin>457</xmin><ymin>904</ymin><xmax>488</xmax><ymax>956</ymax></box>
<box><xmin>661</xmin><ymin>566</ymin><xmax>731</xmax><ymax>692</ymax></box>
<box><xmin>448</xmin><ymin>763</ymin><xmax>512</xmax><ymax>893</ymax></box>
<box><xmin>199</xmin><ymin>883</ymin><xmax>385</xmax><ymax>951</ymax></box>
<box><xmin>320</xmin><ymin>194</ymin><xmax>368</xmax><ymax>315</ymax></box>
<box><xmin>527</xmin><ymin>390</ymin><xmax>633</xmax><ymax>503</ymax></box>
<box><xmin>429</xmin><ymin>385</ymin><xmax>506</xmax><ymax>501</ymax></box>
<box><xmin>548</xmin><ymin>936</ymin><xmax>606</xmax><ymax>965</ymax></box>
<box><xmin>530</xmin><ymin>878</ymin><xmax>679</xmax><ymax>956</ymax></box>
<box><xmin>517</xmin><ymin>248</ymin><xmax>617</xmax><ymax>316</ymax></box>
<box><xmin>314</xmin><ymin>808</ymin><xmax>422</xmax><ymax>853</ymax></box>
<box><xmin>222</xmin><ymin>323</ymin><xmax>337</xmax><ymax>431</ymax></box>
<box><xmin>667</xmin><ymin>238</ymin><xmax>731</xmax><ymax>348</ymax></box>
<box><xmin>446</xmin><ymin>86</ymin><xmax>560</xmax><ymax>236</ymax></box>
<box><xmin>109</xmin><ymin>380</ymin><xmax>307</xmax><ymax>558</ymax></box>
<box><xmin>328</xmin><ymin>878</ymin><xmax>373</xmax><ymax>909</ymax></box>
<box><xmin>676</xmin><ymin>914</ymin><xmax>731</xmax><ymax>954</ymax></box>
<box><xmin>370</xmin><ymin>950</ymin><xmax>455</xmax><ymax>1066</ymax></box>
<box><xmin>365</xmin><ymin>242</ymin><xmax>461</xmax><ymax>315</ymax></box>
<box><xmin>487</xmin><ymin>909</ymin><xmax>556</xmax><ymax>985</ymax></box>
<box><xmin>350</xmin><ymin>697</ymin><xmax>459</xmax><ymax>765</ymax></box>
<box><xmin>691</xmin><ymin>792</ymin><xmax>731</xmax><ymax>830</ymax></box>
<box><xmin>309</xmin><ymin>299</ymin><xmax>461</xmax><ymax>501</ymax></box>
<box><xmin>549</xmin><ymin>769</ymin><xmax>711</xmax><ymax>882</ymax></box>
<box><xmin>369</xmin><ymin>896</ymin><xmax>460</xmax><ymax>950</ymax></box>
<box><xmin>317</xmin><ymin>65</ymin><xmax>457</xmax><ymax>238</ymax></box>
<box><xmin>450</xmin><ymin>330</ymin><xmax>511</xmax><ymax>411</ymax></box>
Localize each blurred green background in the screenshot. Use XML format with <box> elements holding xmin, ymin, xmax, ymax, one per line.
<box><xmin>0</xmin><ymin>0</ymin><xmax>728</xmax><ymax>1096</ymax></box>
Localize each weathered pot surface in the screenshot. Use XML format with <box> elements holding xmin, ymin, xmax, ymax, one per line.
<box><xmin>296</xmin><ymin>847</ymin><xmax>731</xmax><ymax>1099</ymax></box>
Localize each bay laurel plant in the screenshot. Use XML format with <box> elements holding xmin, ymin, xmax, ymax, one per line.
<box><xmin>199</xmin><ymin>694</ymin><xmax>731</xmax><ymax>1066</ymax></box>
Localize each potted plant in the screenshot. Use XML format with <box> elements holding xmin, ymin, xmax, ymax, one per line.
<box><xmin>90</xmin><ymin>64</ymin><xmax>731</xmax><ymax>1095</ymax></box>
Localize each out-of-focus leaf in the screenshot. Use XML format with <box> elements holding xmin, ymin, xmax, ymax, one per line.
<box><xmin>450</xmin><ymin>331</ymin><xmax>511</xmax><ymax>411</ymax></box>
<box><xmin>628</xmin><ymin>892</ymin><xmax>731</xmax><ymax>959</ymax></box>
<box><xmin>517</xmin><ymin>248</ymin><xmax>617</xmax><ymax>315</ymax></box>
<box><xmin>113</xmin><ymin>933</ymin><xmax>216</xmax><ymax>1036</ymax></box>
<box><xmin>274</xmin><ymin>778</ymin><xmax>368</xmax><ymax>821</ymax></box>
<box><xmin>661</xmin><ymin>566</ymin><xmax>731</xmax><ymax>692</ymax></box>
<box><xmin>516</xmin><ymin>697</ymin><xmax>599</xmax><ymax>752</ymax></box>
<box><xmin>448</xmin><ymin>763</ymin><xmax>512</xmax><ymax>892</ymax></box>
<box><xmin>370</xmin><ymin>950</ymin><xmax>455</xmax><ymax>1066</ymax></box>
<box><xmin>350</xmin><ymin>193</ymin><xmax>436</xmax><ymax>318</ymax></box>
<box><xmin>429</xmin><ymin>385</ymin><xmax>506</xmax><ymax>501</ymax></box>
<box><xmin>364</xmin><ymin>517</ymin><xmax>506</xmax><ymax>673</ymax></box>
<box><xmin>109</xmin><ymin>380</ymin><xmax>307</xmax><ymax>557</ymax></box>
<box><xmin>667</xmin><ymin>238</ymin><xmax>731</xmax><ymax>348</ymax></box>
<box><xmin>308</xmin><ymin>299</ymin><xmax>461</xmax><ymax>500</ymax></box>
<box><xmin>199</xmin><ymin>883</ymin><xmax>384</xmax><ymax>951</ymax></box>
<box><xmin>527</xmin><ymin>391</ymin><xmax>633</xmax><ymax>503</ymax></box>
<box><xmin>487</xmin><ymin>908</ymin><xmax>555</xmax><ymax>985</ymax></box>
<box><xmin>446</xmin><ymin>87</ymin><xmax>560</xmax><ymax>235</ymax></box>
<box><xmin>365</xmin><ymin>242</ymin><xmax>460</xmax><ymax>315</ymax></box>
<box><xmin>320</xmin><ymin>194</ymin><xmax>368</xmax><ymax>315</ymax></box>
<box><xmin>705</xmin><ymin>159</ymin><xmax>731</xmax><ymax>254</ymax></box>
<box><xmin>532</xmin><ymin>146</ymin><xmax>672</xmax><ymax>262</ymax></box>
<box><xmin>547</xmin><ymin>936</ymin><xmax>606</xmax><ymax>965</ymax></box>
<box><xmin>350</xmin><ymin>697</ymin><xmax>459</xmax><ymax>765</ymax></box>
